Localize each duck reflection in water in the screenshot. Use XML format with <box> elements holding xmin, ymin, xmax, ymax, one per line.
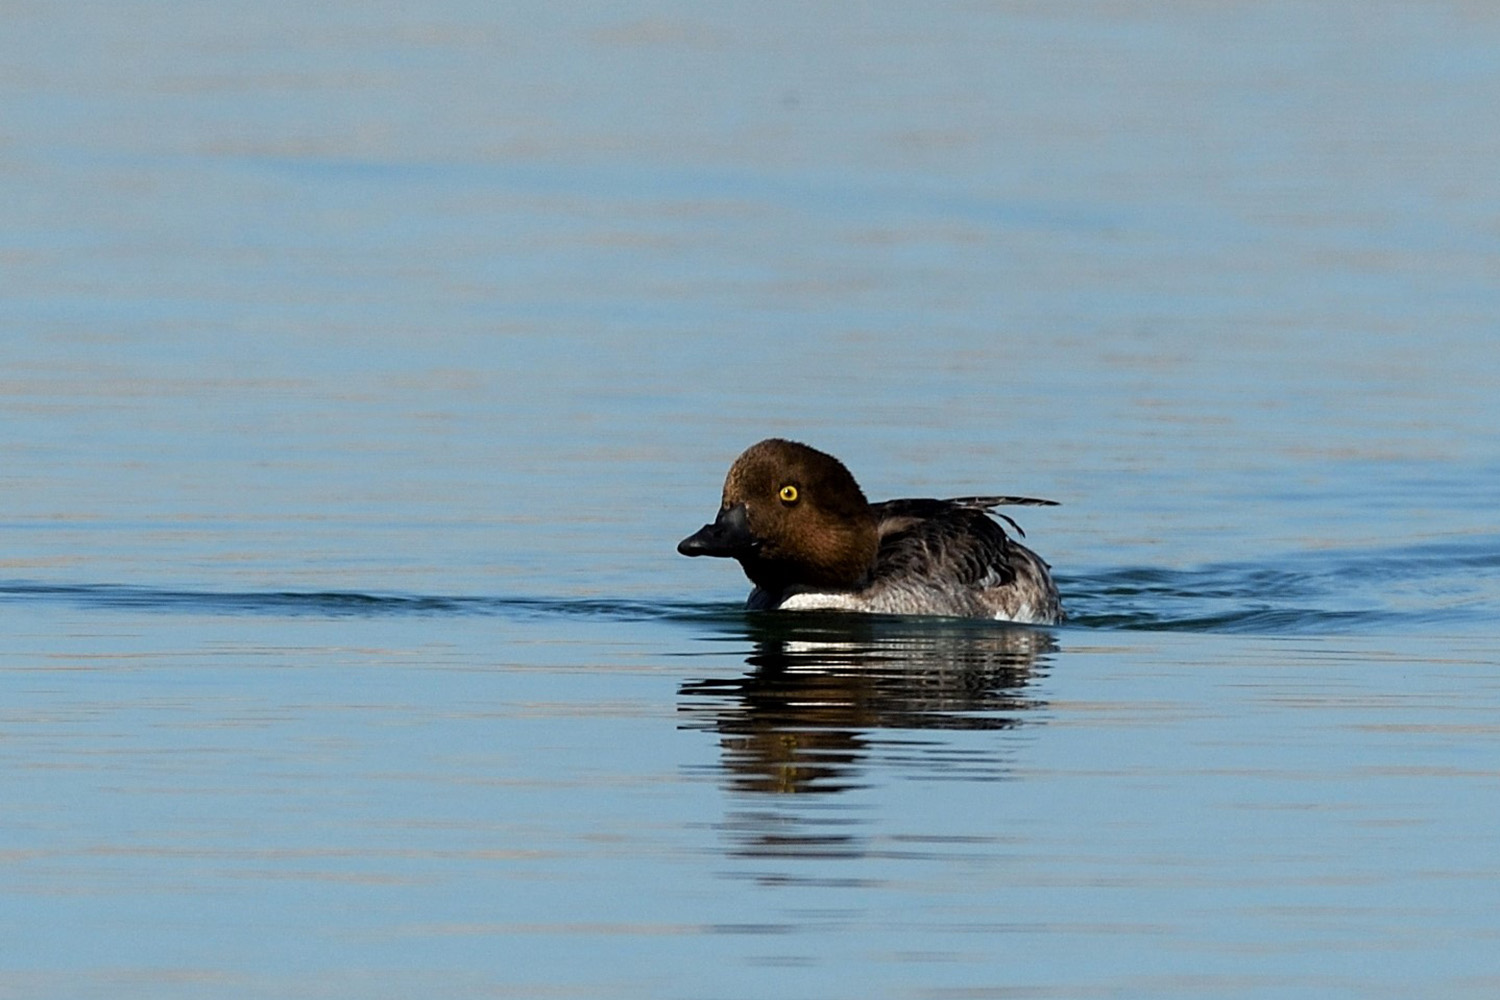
<box><xmin>679</xmin><ymin>612</ymin><xmax>1055</xmax><ymax>797</ymax></box>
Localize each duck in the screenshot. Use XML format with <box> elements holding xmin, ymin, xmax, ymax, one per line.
<box><xmin>677</xmin><ymin>438</ymin><xmax>1063</xmax><ymax>624</ymax></box>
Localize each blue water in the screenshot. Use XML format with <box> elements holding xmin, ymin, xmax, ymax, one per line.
<box><xmin>5</xmin><ymin>2</ymin><xmax>1500</xmax><ymax>998</ymax></box>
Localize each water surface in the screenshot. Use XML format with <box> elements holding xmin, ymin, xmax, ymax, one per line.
<box><xmin>4</xmin><ymin>2</ymin><xmax>1500</xmax><ymax>998</ymax></box>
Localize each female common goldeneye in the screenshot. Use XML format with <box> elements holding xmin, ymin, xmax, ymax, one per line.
<box><xmin>677</xmin><ymin>438</ymin><xmax>1063</xmax><ymax>624</ymax></box>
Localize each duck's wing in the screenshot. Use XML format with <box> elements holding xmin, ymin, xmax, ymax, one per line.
<box><xmin>873</xmin><ymin>495</ymin><xmax>1057</xmax><ymax>541</ymax></box>
<box><xmin>865</xmin><ymin>498</ymin><xmax>1063</xmax><ymax>622</ymax></box>
<box><xmin>870</xmin><ymin>499</ymin><xmax>1026</xmax><ymax>587</ymax></box>
<box><xmin>946</xmin><ymin>495</ymin><xmax>1059</xmax><ymax>508</ymax></box>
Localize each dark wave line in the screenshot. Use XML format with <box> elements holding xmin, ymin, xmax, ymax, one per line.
<box><xmin>4</xmin><ymin>534</ymin><xmax>1496</xmax><ymax>634</ymax></box>
<box><xmin>0</xmin><ymin>582</ymin><xmax>722</xmax><ymax>623</ymax></box>
<box><xmin>1062</xmin><ymin>605</ymin><xmax>1390</xmax><ymax>634</ymax></box>
<box><xmin>1056</xmin><ymin>537</ymin><xmax>1500</xmax><ymax>634</ymax></box>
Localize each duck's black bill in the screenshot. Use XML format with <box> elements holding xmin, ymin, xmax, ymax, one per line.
<box><xmin>677</xmin><ymin>503</ymin><xmax>755</xmax><ymax>558</ymax></box>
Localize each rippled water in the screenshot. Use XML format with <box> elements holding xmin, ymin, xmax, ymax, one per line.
<box><xmin>6</xmin><ymin>1</ymin><xmax>1500</xmax><ymax>998</ymax></box>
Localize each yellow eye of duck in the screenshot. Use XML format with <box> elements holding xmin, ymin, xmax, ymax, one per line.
<box><xmin>778</xmin><ymin>484</ymin><xmax>799</xmax><ymax>504</ymax></box>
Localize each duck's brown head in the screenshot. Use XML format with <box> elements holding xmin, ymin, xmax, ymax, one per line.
<box><xmin>678</xmin><ymin>438</ymin><xmax>880</xmax><ymax>595</ymax></box>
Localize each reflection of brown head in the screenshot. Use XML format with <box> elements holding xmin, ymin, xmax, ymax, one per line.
<box><xmin>680</xmin><ymin>619</ymin><xmax>1055</xmax><ymax>798</ymax></box>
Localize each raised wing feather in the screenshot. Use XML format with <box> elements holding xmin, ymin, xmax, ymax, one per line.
<box><xmin>871</xmin><ymin>499</ymin><xmax>1024</xmax><ymax>588</ymax></box>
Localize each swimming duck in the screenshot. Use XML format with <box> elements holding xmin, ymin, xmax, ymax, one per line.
<box><xmin>678</xmin><ymin>438</ymin><xmax>1063</xmax><ymax>624</ymax></box>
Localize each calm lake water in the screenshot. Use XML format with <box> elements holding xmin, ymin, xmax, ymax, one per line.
<box><xmin>4</xmin><ymin>2</ymin><xmax>1500</xmax><ymax>998</ymax></box>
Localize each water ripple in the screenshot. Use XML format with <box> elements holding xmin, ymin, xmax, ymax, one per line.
<box><xmin>4</xmin><ymin>536</ymin><xmax>1496</xmax><ymax>635</ymax></box>
<box><xmin>0</xmin><ymin>582</ymin><xmax>708</xmax><ymax>623</ymax></box>
<box><xmin>1059</xmin><ymin>537</ymin><xmax>1500</xmax><ymax>634</ymax></box>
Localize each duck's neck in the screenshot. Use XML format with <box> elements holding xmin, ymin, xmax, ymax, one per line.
<box><xmin>739</xmin><ymin>518</ymin><xmax>879</xmax><ymax>597</ymax></box>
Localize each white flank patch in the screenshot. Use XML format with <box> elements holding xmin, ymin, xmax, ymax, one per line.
<box><xmin>777</xmin><ymin>591</ymin><xmax>865</xmax><ymax>612</ymax></box>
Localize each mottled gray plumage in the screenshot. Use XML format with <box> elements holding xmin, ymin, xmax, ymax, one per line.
<box><xmin>857</xmin><ymin>498</ymin><xmax>1063</xmax><ymax>621</ymax></box>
